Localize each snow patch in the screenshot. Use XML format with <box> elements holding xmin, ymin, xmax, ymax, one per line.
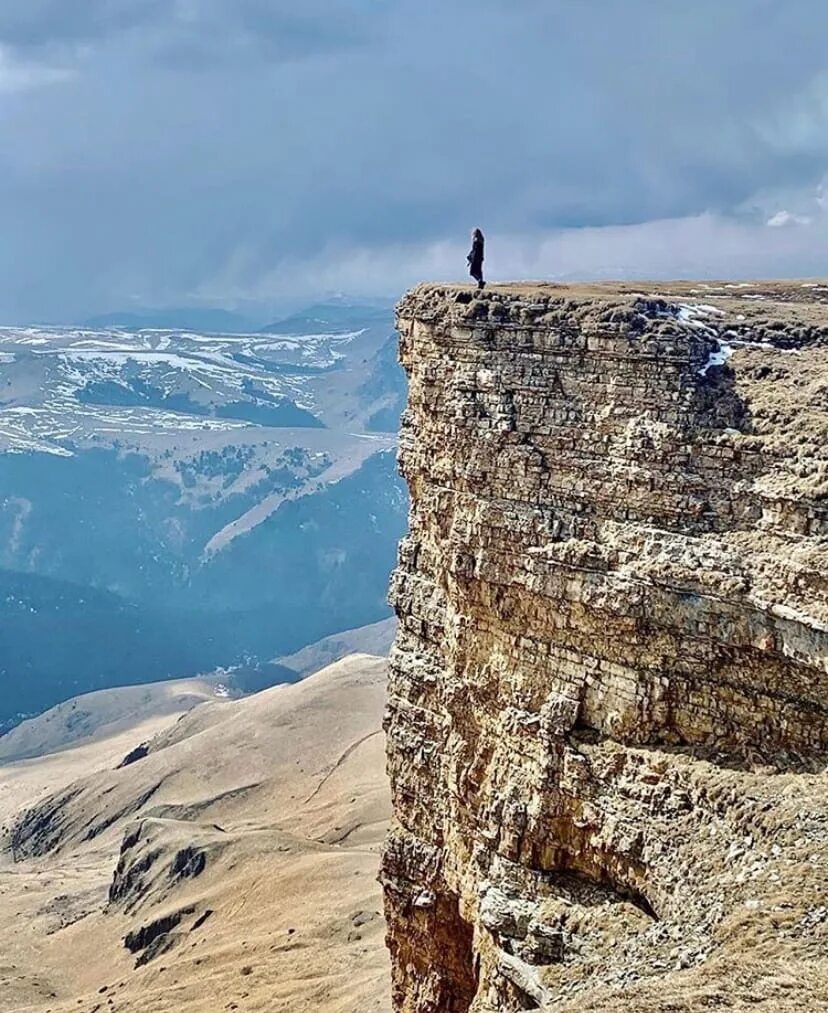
<box><xmin>677</xmin><ymin>303</ymin><xmax>724</xmax><ymax>339</ymax></box>
<box><xmin>698</xmin><ymin>342</ymin><xmax>734</xmax><ymax>377</ymax></box>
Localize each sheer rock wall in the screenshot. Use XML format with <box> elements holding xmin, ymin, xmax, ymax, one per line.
<box><xmin>382</xmin><ymin>282</ymin><xmax>828</xmax><ymax>1012</ymax></box>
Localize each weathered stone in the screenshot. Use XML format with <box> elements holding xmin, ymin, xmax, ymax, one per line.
<box><xmin>382</xmin><ymin>282</ymin><xmax>828</xmax><ymax>1012</ymax></box>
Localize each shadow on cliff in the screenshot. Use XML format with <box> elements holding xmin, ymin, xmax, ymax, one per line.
<box><xmin>574</xmin><ymin>725</ymin><xmax>828</xmax><ymax>776</ymax></box>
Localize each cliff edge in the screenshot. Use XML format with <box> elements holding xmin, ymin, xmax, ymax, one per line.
<box><xmin>382</xmin><ymin>281</ymin><xmax>828</xmax><ymax>1012</ymax></box>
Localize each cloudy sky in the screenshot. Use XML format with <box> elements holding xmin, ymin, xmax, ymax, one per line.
<box><xmin>1</xmin><ymin>0</ymin><xmax>827</xmax><ymax>321</ymax></box>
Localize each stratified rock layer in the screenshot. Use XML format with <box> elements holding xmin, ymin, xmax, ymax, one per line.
<box><xmin>382</xmin><ymin>282</ymin><xmax>828</xmax><ymax>1012</ymax></box>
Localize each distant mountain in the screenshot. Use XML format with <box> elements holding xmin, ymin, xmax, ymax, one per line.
<box><xmin>0</xmin><ymin>569</ymin><xmax>226</xmax><ymax>729</ymax></box>
<box><xmin>261</xmin><ymin>298</ymin><xmax>393</xmax><ymax>335</ymax></box>
<box><xmin>0</xmin><ymin>303</ymin><xmax>406</xmax><ymax>730</ymax></box>
<box><xmin>0</xmin><ymin>450</ymin><xmax>405</xmax><ymax>729</ymax></box>
<box><xmin>274</xmin><ymin>617</ymin><xmax>396</xmax><ymax>678</ymax></box>
<box><xmin>194</xmin><ymin>450</ymin><xmax>406</xmax><ymax>636</ymax></box>
<box><xmin>359</xmin><ymin>333</ymin><xmax>408</xmax><ymax>432</ymax></box>
<box><xmin>82</xmin><ymin>307</ymin><xmax>256</xmax><ymax>333</ymax></box>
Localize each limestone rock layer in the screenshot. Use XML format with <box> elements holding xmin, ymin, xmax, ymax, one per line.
<box><xmin>382</xmin><ymin>282</ymin><xmax>828</xmax><ymax>1012</ymax></box>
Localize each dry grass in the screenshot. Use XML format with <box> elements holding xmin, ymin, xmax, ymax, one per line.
<box><xmin>0</xmin><ymin>656</ymin><xmax>392</xmax><ymax>1013</ymax></box>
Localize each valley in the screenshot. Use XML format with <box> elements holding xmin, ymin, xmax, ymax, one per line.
<box><xmin>0</xmin><ymin>302</ymin><xmax>406</xmax><ymax>729</ymax></box>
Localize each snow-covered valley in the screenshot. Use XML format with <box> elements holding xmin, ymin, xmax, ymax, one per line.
<box><xmin>0</xmin><ymin>303</ymin><xmax>407</xmax><ymax>730</ymax></box>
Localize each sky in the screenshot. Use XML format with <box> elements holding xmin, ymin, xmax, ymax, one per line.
<box><xmin>1</xmin><ymin>0</ymin><xmax>828</xmax><ymax>321</ymax></box>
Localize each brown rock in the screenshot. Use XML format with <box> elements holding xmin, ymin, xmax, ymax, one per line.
<box><xmin>382</xmin><ymin>282</ymin><xmax>828</xmax><ymax>1012</ymax></box>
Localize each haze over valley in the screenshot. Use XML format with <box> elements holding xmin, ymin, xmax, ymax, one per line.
<box><xmin>0</xmin><ymin>300</ymin><xmax>406</xmax><ymax>730</ymax></box>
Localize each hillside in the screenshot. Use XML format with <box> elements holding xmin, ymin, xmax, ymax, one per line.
<box><xmin>0</xmin><ymin>676</ymin><xmax>224</xmax><ymax>764</ymax></box>
<box><xmin>0</xmin><ymin>655</ymin><xmax>391</xmax><ymax>1012</ymax></box>
<box><xmin>275</xmin><ymin>617</ymin><xmax>396</xmax><ymax>678</ymax></box>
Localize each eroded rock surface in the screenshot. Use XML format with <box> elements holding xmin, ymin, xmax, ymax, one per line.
<box><xmin>382</xmin><ymin>282</ymin><xmax>828</xmax><ymax>1012</ymax></box>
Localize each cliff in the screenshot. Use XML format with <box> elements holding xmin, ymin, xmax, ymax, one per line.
<box><xmin>382</xmin><ymin>281</ymin><xmax>828</xmax><ymax>1012</ymax></box>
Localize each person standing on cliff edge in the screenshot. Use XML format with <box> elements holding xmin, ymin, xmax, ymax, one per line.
<box><xmin>467</xmin><ymin>228</ymin><xmax>485</xmax><ymax>290</ymax></box>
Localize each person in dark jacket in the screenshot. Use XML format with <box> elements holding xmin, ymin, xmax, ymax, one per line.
<box><xmin>467</xmin><ymin>228</ymin><xmax>485</xmax><ymax>289</ymax></box>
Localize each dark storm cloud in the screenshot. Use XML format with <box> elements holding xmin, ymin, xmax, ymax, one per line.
<box><xmin>0</xmin><ymin>0</ymin><xmax>827</xmax><ymax>320</ymax></box>
<box><xmin>0</xmin><ymin>0</ymin><xmax>373</xmax><ymax>62</ymax></box>
<box><xmin>0</xmin><ymin>0</ymin><xmax>165</xmax><ymax>49</ymax></box>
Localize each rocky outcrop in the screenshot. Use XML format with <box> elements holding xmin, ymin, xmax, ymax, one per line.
<box><xmin>382</xmin><ymin>282</ymin><xmax>828</xmax><ymax>1012</ymax></box>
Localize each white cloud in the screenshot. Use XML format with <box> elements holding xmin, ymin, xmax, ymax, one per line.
<box><xmin>194</xmin><ymin>202</ymin><xmax>828</xmax><ymax>306</ymax></box>
<box><xmin>0</xmin><ymin>44</ymin><xmax>72</xmax><ymax>94</ymax></box>
<box><xmin>766</xmin><ymin>210</ymin><xmax>813</xmax><ymax>227</ymax></box>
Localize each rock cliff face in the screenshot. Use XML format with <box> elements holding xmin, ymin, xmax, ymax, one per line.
<box><xmin>382</xmin><ymin>282</ymin><xmax>828</xmax><ymax>1012</ymax></box>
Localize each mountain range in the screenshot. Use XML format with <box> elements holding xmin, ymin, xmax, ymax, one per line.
<box><xmin>0</xmin><ymin>299</ymin><xmax>406</xmax><ymax>730</ymax></box>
